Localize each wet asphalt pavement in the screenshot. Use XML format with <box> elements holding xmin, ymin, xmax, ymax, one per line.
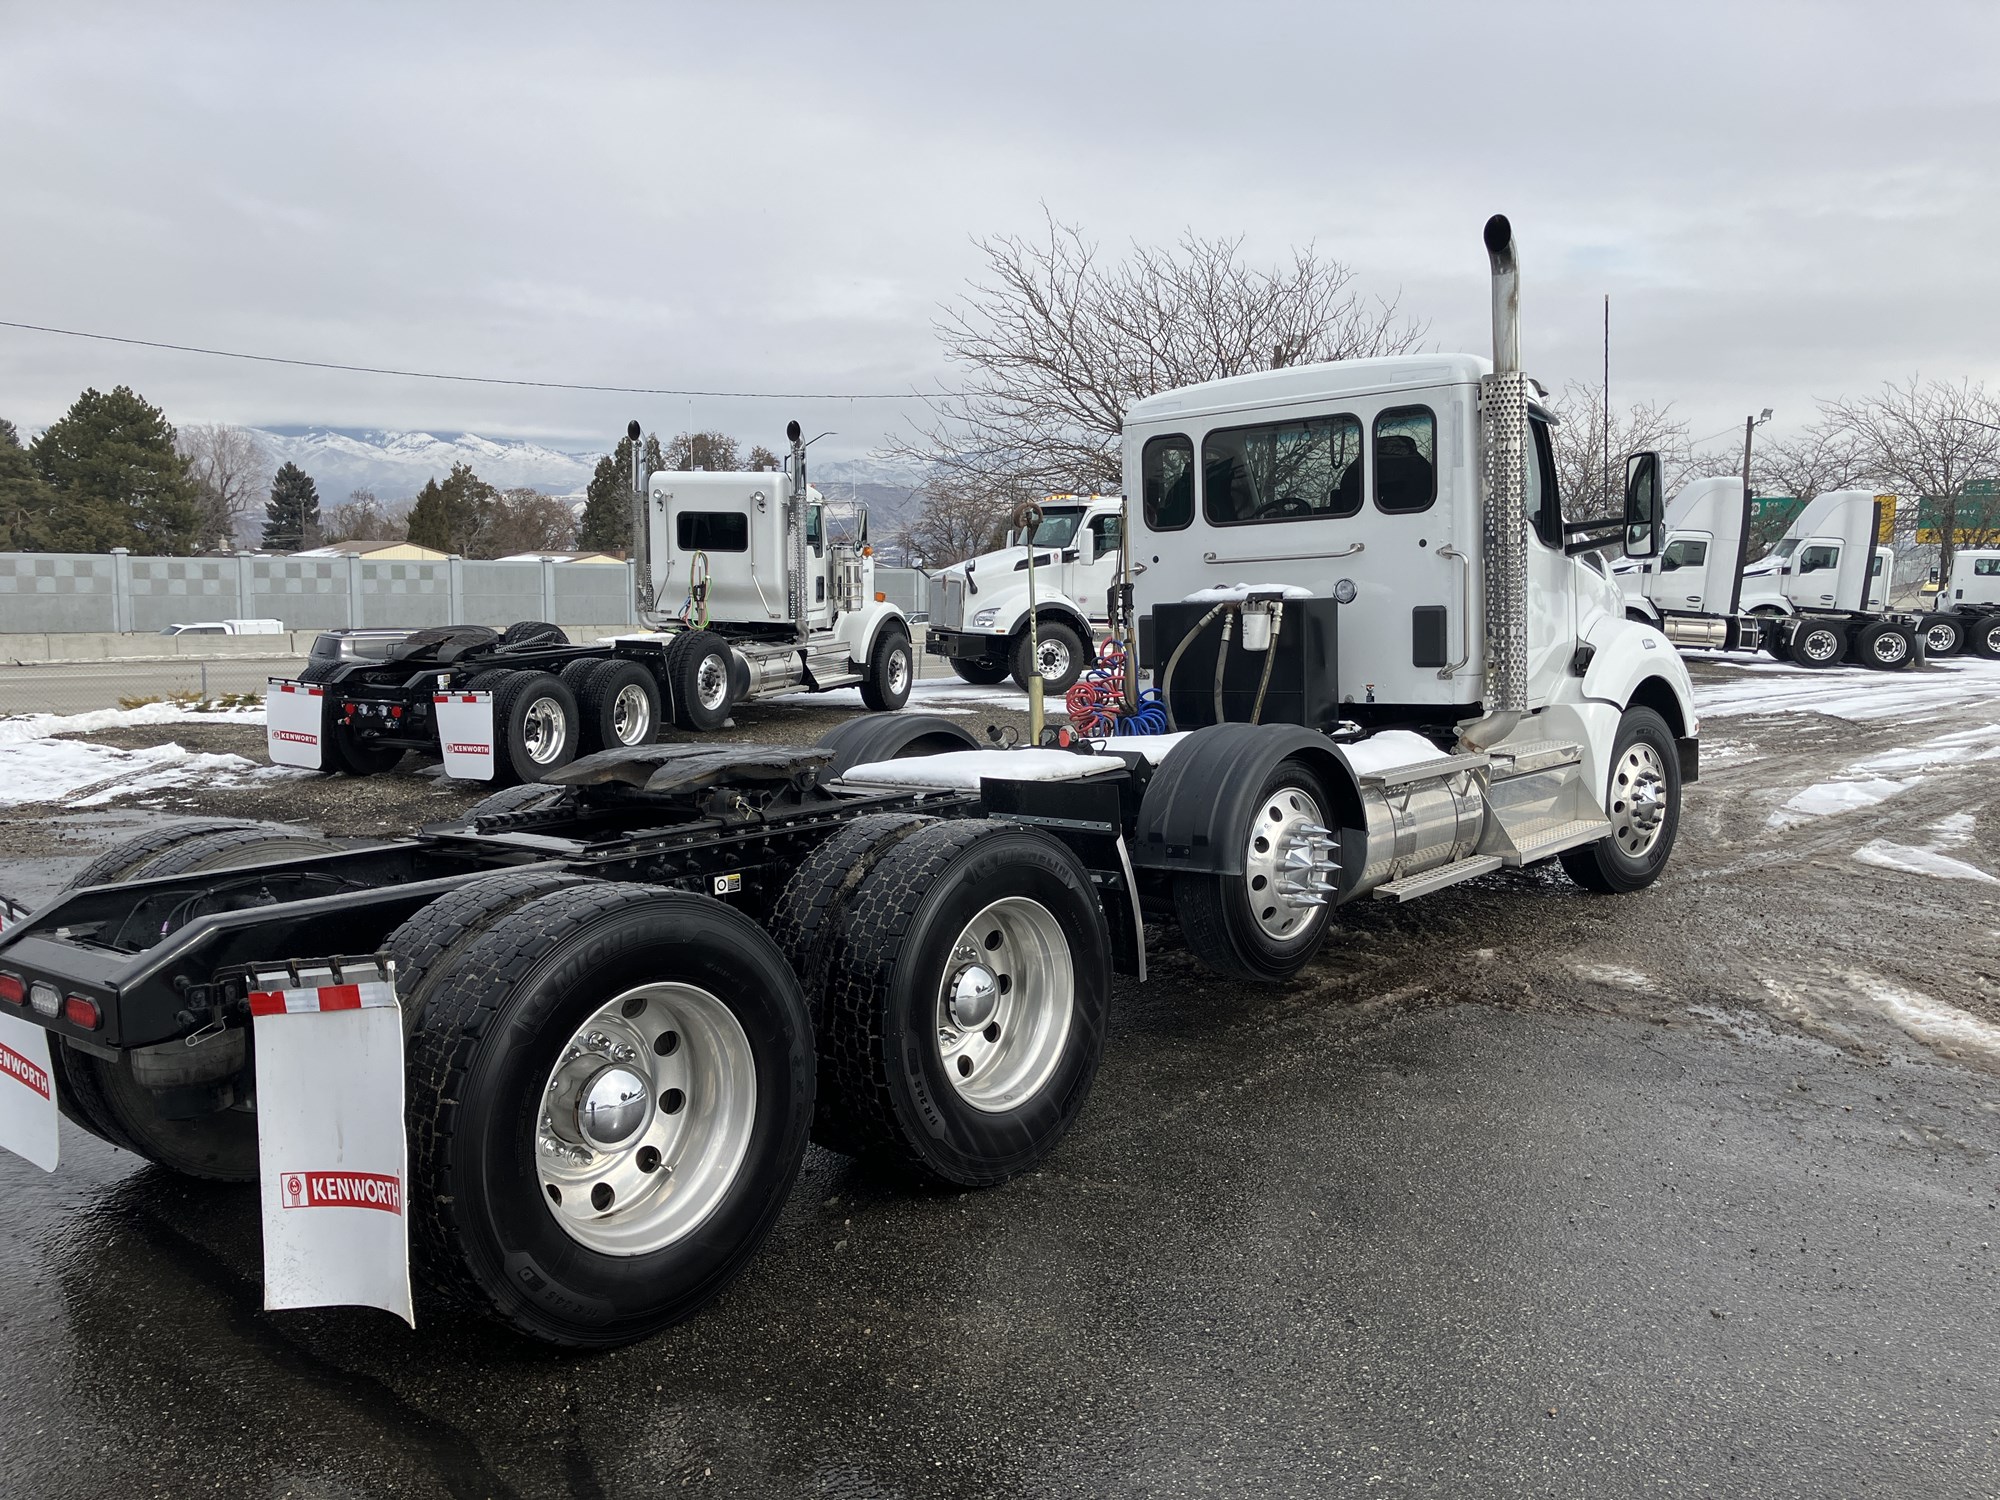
<box><xmin>3</xmin><ymin>659</ymin><xmax>2000</xmax><ymax>1498</ymax></box>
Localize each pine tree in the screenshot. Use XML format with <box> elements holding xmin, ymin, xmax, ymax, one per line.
<box><xmin>0</xmin><ymin>421</ymin><xmax>60</xmax><ymax>551</ymax></box>
<box><xmin>261</xmin><ymin>461</ymin><xmax>322</xmax><ymax>551</ymax></box>
<box><xmin>29</xmin><ymin>386</ymin><xmax>203</xmax><ymax>554</ymax></box>
<box><xmin>404</xmin><ymin>462</ymin><xmax>497</xmax><ymax>555</ymax></box>
<box><xmin>576</xmin><ymin>431</ymin><xmax>663</xmax><ymax>553</ymax></box>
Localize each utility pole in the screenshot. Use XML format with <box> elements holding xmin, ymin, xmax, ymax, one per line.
<box><xmin>1602</xmin><ymin>294</ymin><xmax>1611</xmax><ymax>514</ymax></box>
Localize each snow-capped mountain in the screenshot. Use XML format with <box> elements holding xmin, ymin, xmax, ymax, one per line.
<box><xmin>252</xmin><ymin>427</ymin><xmax>599</xmax><ymax>501</ymax></box>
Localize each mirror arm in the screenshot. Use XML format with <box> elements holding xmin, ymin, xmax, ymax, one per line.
<box><xmin>1564</xmin><ymin>531</ymin><xmax>1624</xmax><ymax>557</ymax></box>
<box><xmin>1562</xmin><ymin>515</ymin><xmax>1623</xmax><ymax>534</ymax></box>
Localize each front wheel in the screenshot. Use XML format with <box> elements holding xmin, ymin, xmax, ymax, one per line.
<box><xmin>1969</xmin><ymin>615</ymin><xmax>2000</xmax><ymax>661</ymax></box>
<box><xmin>1559</xmin><ymin>706</ymin><xmax>1681</xmax><ymax>894</ymax></box>
<box><xmin>1919</xmin><ymin>613</ymin><xmax>1964</xmax><ymax>657</ymax></box>
<box><xmin>1010</xmin><ymin>620</ymin><xmax>1085</xmax><ymax>694</ymax></box>
<box><xmin>860</xmin><ymin>629</ymin><xmax>914</xmax><ymax>712</ymax></box>
<box><xmin>401</xmin><ymin>884</ymin><xmax>814</xmax><ymax>1346</ymax></box>
<box><xmin>1173</xmin><ymin>757</ymin><xmax>1338</xmax><ymax>984</ymax></box>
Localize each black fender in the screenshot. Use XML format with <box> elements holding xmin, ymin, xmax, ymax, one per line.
<box><xmin>817</xmin><ymin>713</ymin><xmax>980</xmax><ymax>777</ymax></box>
<box><xmin>1018</xmin><ymin>602</ymin><xmax>1094</xmax><ymax>648</ymax></box>
<box><xmin>1130</xmin><ymin>723</ymin><xmax>1358</xmax><ymax>876</ymax></box>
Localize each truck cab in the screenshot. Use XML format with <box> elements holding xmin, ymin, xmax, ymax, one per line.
<box><xmin>1946</xmin><ymin>548</ymin><xmax>2000</xmax><ymax>609</ymax></box>
<box><xmin>927</xmin><ymin>494</ymin><xmax>1124</xmax><ymax>692</ymax></box>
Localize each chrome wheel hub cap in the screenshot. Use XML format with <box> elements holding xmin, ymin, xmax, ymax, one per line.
<box><xmin>611</xmin><ymin>683</ymin><xmax>651</xmax><ymax>743</ymax></box>
<box><xmin>1036</xmin><ymin>639</ymin><xmax>1070</xmax><ymax>679</ymax></box>
<box><xmin>535</xmin><ymin>983</ymin><xmax>757</xmax><ymax>1256</ymax></box>
<box><xmin>1245</xmin><ymin>786</ymin><xmax>1334</xmax><ymax>940</ymax></box>
<box><xmin>935</xmin><ymin>897</ymin><xmax>1073</xmax><ymax>1113</ymax></box>
<box><xmin>1610</xmin><ymin>742</ymin><xmax>1669</xmax><ymax>857</ymax></box>
<box><xmin>524</xmin><ymin>697</ymin><xmax>568</xmax><ymax>764</ymax></box>
<box><xmin>888</xmin><ymin>649</ymin><xmax>910</xmax><ymax>694</ymax></box>
<box><xmin>697</xmin><ymin>654</ymin><xmax>729</xmax><ymax>711</ymax></box>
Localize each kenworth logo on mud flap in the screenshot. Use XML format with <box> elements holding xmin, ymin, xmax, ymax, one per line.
<box><xmin>281</xmin><ymin>1169</ymin><xmax>403</xmax><ymax>1214</ymax></box>
<box><xmin>0</xmin><ymin>1042</ymin><xmax>51</xmax><ymax>1100</ymax></box>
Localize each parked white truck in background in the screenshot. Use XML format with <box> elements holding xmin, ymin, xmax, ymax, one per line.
<box><xmin>1620</xmin><ymin>482</ymin><xmax>1923</xmax><ymax>667</ymax></box>
<box><xmin>267</xmin><ymin>423</ymin><xmax>917</xmax><ymax>783</ymax></box>
<box><xmin>926</xmin><ymin>495</ymin><xmax>1124</xmax><ymax>691</ymax></box>
<box><xmin>1924</xmin><ymin>547</ymin><xmax>2000</xmax><ymax>658</ymax></box>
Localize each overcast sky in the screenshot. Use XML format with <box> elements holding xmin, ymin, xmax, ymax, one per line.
<box><xmin>2</xmin><ymin>0</ymin><xmax>1995</xmax><ymax>467</ymax></box>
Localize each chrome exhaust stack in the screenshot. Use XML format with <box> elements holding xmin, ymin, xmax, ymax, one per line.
<box><xmin>1461</xmin><ymin>214</ymin><xmax>1529</xmax><ymax>752</ymax></box>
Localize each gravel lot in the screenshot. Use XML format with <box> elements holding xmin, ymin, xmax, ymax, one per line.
<box><xmin>2</xmin><ymin>657</ymin><xmax>1998</xmax><ymax>1498</ymax></box>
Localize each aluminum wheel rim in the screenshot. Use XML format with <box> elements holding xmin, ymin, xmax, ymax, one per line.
<box><xmin>611</xmin><ymin>682</ymin><xmax>651</xmax><ymax>744</ymax></box>
<box><xmin>1610</xmin><ymin>742</ymin><xmax>1669</xmax><ymax>858</ymax></box>
<box><xmin>934</xmin><ymin>896</ymin><xmax>1074</xmax><ymax>1114</ymax></box>
<box><xmin>696</xmin><ymin>653</ymin><xmax>730</xmax><ymax>712</ymax></box>
<box><xmin>523</xmin><ymin>696</ymin><xmax>568</xmax><ymax>764</ymax></box>
<box><xmin>1035</xmin><ymin>638</ymin><xmax>1071</xmax><ymax>680</ymax></box>
<box><xmin>536</xmin><ymin>983</ymin><xmax>757</xmax><ymax>1256</ymax></box>
<box><xmin>1986</xmin><ymin>625</ymin><xmax>2000</xmax><ymax>655</ymax></box>
<box><xmin>1799</xmin><ymin>628</ymin><xmax>1840</xmax><ymax>663</ymax></box>
<box><xmin>1872</xmin><ymin>631</ymin><xmax>1909</xmax><ymax>665</ymax></box>
<box><xmin>887</xmin><ymin>646</ymin><xmax>910</xmax><ymax>695</ymax></box>
<box><xmin>1245</xmin><ymin>784</ymin><xmax>1328</xmax><ymax>940</ymax></box>
<box><xmin>1927</xmin><ymin>622</ymin><xmax>1958</xmax><ymax>654</ymax></box>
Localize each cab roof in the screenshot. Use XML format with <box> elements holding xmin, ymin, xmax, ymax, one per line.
<box><xmin>1124</xmin><ymin>353</ymin><xmax>1491</xmax><ymax>427</ymax></box>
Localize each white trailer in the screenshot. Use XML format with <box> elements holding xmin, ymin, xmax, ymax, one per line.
<box><xmin>267</xmin><ymin>423</ymin><xmax>917</xmax><ymax>783</ymax></box>
<box><xmin>926</xmin><ymin>494</ymin><xmax>1125</xmax><ymax>692</ymax></box>
<box><xmin>3</xmin><ymin>213</ymin><xmax>1701</xmax><ymax>1350</ymax></box>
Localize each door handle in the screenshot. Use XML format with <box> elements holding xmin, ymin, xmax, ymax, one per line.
<box><xmin>1436</xmin><ymin>545</ymin><xmax>1471</xmax><ymax>680</ymax></box>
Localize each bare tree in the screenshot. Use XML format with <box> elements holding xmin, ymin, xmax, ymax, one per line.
<box><xmin>664</xmin><ymin>431</ymin><xmax>742</xmax><ymax>472</ymax></box>
<box><xmin>887</xmin><ymin>212</ymin><xmax>1427</xmax><ymax>531</ymax></box>
<box><xmin>893</xmin><ymin>484</ymin><xmax>1009</xmax><ymax>569</ymax></box>
<box><xmin>177</xmin><ymin>423</ymin><xmax>270</xmax><ymax>549</ymax></box>
<box><xmin>1815</xmin><ymin>376</ymin><xmax>2000</xmax><ymax>582</ymax></box>
<box><xmin>1543</xmin><ymin>381</ymin><xmax>1699</xmax><ymax>522</ymax></box>
<box><xmin>324</xmin><ymin>488</ymin><xmax>405</xmax><ymax>543</ymax></box>
<box><xmin>482</xmin><ymin>488</ymin><xmax>578</xmax><ymax>556</ymax></box>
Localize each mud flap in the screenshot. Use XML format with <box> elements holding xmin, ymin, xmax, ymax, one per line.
<box><xmin>265</xmin><ymin>678</ymin><xmax>326</xmax><ymax>769</ymax></box>
<box><xmin>434</xmin><ymin>690</ymin><xmax>497</xmax><ymax>781</ymax></box>
<box><xmin>0</xmin><ymin>1011</ymin><xmax>59</xmax><ymax>1173</ymax></box>
<box><xmin>250</xmin><ymin>963</ymin><xmax>414</xmax><ymax>1326</ymax></box>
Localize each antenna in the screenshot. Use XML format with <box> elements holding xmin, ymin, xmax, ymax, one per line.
<box><xmin>1602</xmin><ymin>295</ymin><xmax>1611</xmax><ymax>513</ymax></box>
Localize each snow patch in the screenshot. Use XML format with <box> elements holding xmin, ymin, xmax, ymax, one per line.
<box><xmin>1931</xmin><ymin>812</ymin><xmax>1977</xmax><ymax>845</ymax></box>
<box><xmin>0</xmin><ymin>702</ymin><xmax>265</xmax><ymax>746</ymax></box>
<box><xmin>1570</xmin><ymin>961</ymin><xmax>1656</xmax><ymax>991</ymax></box>
<box><xmin>1766</xmin><ymin>776</ymin><xmax>1916</xmax><ymax>828</ymax></box>
<box><xmin>0</xmin><ymin>737</ymin><xmax>301</xmax><ymax>808</ymax></box>
<box><xmin>1846</xmin><ymin>972</ymin><xmax>2000</xmax><ymax>1066</ymax></box>
<box><xmin>1340</xmin><ymin>730</ymin><xmax>1449</xmax><ymax>776</ymax></box>
<box><xmin>1853</xmin><ymin>841</ymin><xmax>1999</xmax><ymax>885</ymax></box>
<box><xmin>1693</xmin><ymin>655</ymin><xmax>2000</xmax><ymax>722</ymax></box>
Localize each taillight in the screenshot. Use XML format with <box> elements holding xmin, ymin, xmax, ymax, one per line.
<box><xmin>64</xmin><ymin>995</ymin><xmax>101</xmax><ymax>1030</ymax></box>
<box><xmin>0</xmin><ymin>973</ymin><xmax>24</xmax><ymax>1005</ymax></box>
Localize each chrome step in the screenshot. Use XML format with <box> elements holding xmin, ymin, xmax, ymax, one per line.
<box><xmin>1498</xmin><ymin>814</ymin><xmax>1612</xmax><ymax>865</ymax></box>
<box><xmin>1372</xmin><ymin>854</ymin><xmax>1503</xmax><ymax>902</ymax></box>
<box><xmin>1487</xmin><ymin>739</ymin><xmax>1584</xmax><ymax>780</ymax></box>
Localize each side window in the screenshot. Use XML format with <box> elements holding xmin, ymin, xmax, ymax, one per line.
<box><xmin>1797</xmin><ymin>544</ymin><xmax>1839</xmax><ymax>573</ymax></box>
<box><xmin>1374</xmin><ymin>406</ymin><xmax>1436</xmax><ymax>514</ymax></box>
<box><xmin>806</xmin><ymin>503</ymin><xmax>824</xmax><ymax>557</ymax></box>
<box><xmin>1659</xmin><ymin>538</ymin><xmax>1708</xmax><ymax>572</ymax></box>
<box><xmin>676</xmin><ymin>511</ymin><xmax>749</xmax><ymax>552</ymax></box>
<box><xmin>1142</xmin><ymin>435</ymin><xmax>1194</xmax><ymax>532</ymax></box>
<box><xmin>1977</xmin><ymin>558</ymin><xmax>2000</xmax><ymax>576</ymax></box>
<box><xmin>1202</xmin><ymin>413</ymin><xmax>1363</xmax><ymax>526</ymax></box>
<box><xmin>1528</xmin><ymin>418</ymin><xmax>1561</xmax><ymax>547</ymax></box>
<box><xmin>1870</xmin><ymin>553</ymin><xmax>1884</xmax><ymax>577</ymax></box>
<box><xmin>1089</xmin><ymin>512</ymin><xmax>1123</xmax><ymax>558</ymax></box>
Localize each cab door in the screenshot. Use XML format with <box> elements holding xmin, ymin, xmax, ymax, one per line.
<box><xmin>1644</xmin><ymin>533</ymin><xmax>1715</xmax><ymax>614</ymax></box>
<box><xmin>1523</xmin><ymin>415</ymin><xmax>1577</xmax><ymax>703</ymax></box>
<box><xmin>1783</xmin><ymin>539</ymin><xmax>1843</xmax><ymax>610</ymax></box>
<box><xmin>806</xmin><ymin>501</ymin><xmax>833</xmax><ymax>628</ymax></box>
<box><xmin>1076</xmin><ymin>509</ymin><xmax>1123</xmax><ymax>620</ymax></box>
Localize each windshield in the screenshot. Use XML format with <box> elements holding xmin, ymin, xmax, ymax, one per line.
<box><xmin>1771</xmin><ymin>539</ymin><xmax>1799</xmax><ymax>560</ymax></box>
<box><xmin>1029</xmin><ymin>511</ymin><xmax>1082</xmax><ymax>548</ymax></box>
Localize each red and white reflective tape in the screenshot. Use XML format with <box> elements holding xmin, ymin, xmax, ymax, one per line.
<box><xmin>270</xmin><ymin>680</ymin><xmax>325</xmax><ymax>698</ymax></box>
<box><xmin>433</xmin><ymin>692</ymin><xmax>488</xmax><ymax>704</ymax></box>
<box><xmin>248</xmin><ymin>980</ymin><xmax>398</xmax><ymax>1018</ymax></box>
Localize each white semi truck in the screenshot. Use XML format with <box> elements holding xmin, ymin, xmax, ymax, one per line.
<box><xmin>267</xmin><ymin>423</ymin><xmax>916</xmax><ymax>783</ymax></box>
<box><xmin>1921</xmin><ymin>547</ymin><xmax>2000</xmax><ymax>658</ymax></box>
<box><xmin>926</xmin><ymin>494</ymin><xmax>1124</xmax><ymax>692</ymax></box>
<box><xmin>1</xmin><ymin>214</ymin><xmax>1700</xmax><ymax>1350</ymax></box>
<box><xmin>1621</xmin><ymin>481</ymin><xmax>1924</xmax><ymax>668</ymax></box>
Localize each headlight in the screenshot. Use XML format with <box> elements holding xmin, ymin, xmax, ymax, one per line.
<box><xmin>971</xmin><ymin>608</ymin><xmax>1000</xmax><ymax>628</ymax></box>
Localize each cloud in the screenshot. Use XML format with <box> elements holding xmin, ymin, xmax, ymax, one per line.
<box><xmin>1</xmin><ymin>1</ymin><xmax>1995</xmax><ymax>465</ymax></box>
